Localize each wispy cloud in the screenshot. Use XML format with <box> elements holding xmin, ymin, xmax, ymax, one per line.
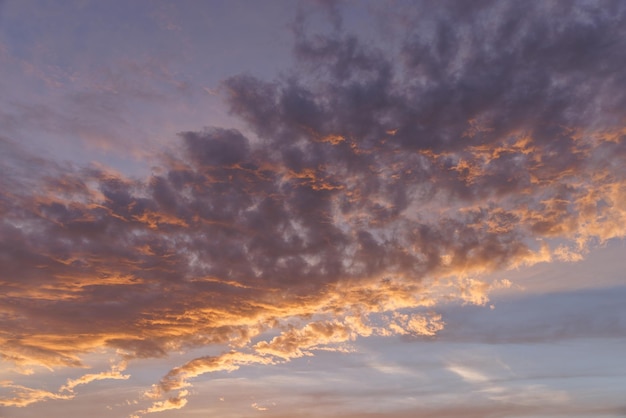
<box><xmin>0</xmin><ymin>381</ymin><xmax>73</xmax><ymax>407</ymax></box>
<box><xmin>60</xmin><ymin>361</ymin><xmax>129</xmax><ymax>393</ymax></box>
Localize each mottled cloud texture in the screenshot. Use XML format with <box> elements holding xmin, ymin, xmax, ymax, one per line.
<box><xmin>1</xmin><ymin>1</ymin><xmax>626</xmax><ymax>415</ymax></box>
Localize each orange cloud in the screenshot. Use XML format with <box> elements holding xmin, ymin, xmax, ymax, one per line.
<box><xmin>3</xmin><ymin>5</ymin><xmax>626</xmax><ymax>414</ymax></box>
<box><xmin>60</xmin><ymin>361</ymin><xmax>129</xmax><ymax>393</ymax></box>
<box><xmin>0</xmin><ymin>381</ymin><xmax>73</xmax><ymax>407</ymax></box>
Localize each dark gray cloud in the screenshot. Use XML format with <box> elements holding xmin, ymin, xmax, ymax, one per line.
<box><xmin>1</xmin><ymin>0</ymin><xmax>626</xmax><ymax>412</ymax></box>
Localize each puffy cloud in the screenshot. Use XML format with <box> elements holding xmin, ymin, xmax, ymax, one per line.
<box><xmin>254</xmin><ymin>320</ymin><xmax>355</xmax><ymax>359</ymax></box>
<box><xmin>130</xmin><ymin>390</ymin><xmax>189</xmax><ymax>418</ymax></box>
<box><xmin>389</xmin><ymin>312</ymin><xmax>445</xmax><ymax>337</ymax></box>
<box><xmin>1</xmin><ymin>0</ymin><xmax>626</xmax><ymax>414</ymax></box>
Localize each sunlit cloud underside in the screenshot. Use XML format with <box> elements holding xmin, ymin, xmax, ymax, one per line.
<box><xmin>1</xmin><ymin>1</ymin><xmax>626</xmax><ymax>417</ymax></box>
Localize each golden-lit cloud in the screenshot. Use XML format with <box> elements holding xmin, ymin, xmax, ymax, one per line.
<box><xmin>254</xmin><ymin>320</ymin><xmax>359</xmax><ymax>359</ymax></box>
<box><xmin>0</xmin><ymin>382</ymin><xmax>73</xmax><ymax>407</ymax></box>
<box><xmin>1</xmin><ymin>0</ymin><xmax>626</xmax><ymax>415</ymax></box>
<box><xmin>131</xmin><ymin>390</ymin><xmax>189</xmax><ymax>418</ymax></box>
<box><xmin>60</xmin><ymin>361</ymin><xmax>129</xmax><ymax>393</ymax></box>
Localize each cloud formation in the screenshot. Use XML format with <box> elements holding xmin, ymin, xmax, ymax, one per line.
<box><xmin>1</xmin><ymin>0</ymin><xmax>626</xmax><ymax>414</ymax></box>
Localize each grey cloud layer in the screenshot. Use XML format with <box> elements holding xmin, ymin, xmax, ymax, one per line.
<box><xmin>1</xmin><ymin>0</ymin><xmax>626</xmax><ymax>412</ymax></box>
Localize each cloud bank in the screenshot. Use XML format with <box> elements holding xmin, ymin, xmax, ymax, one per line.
<box><xmin>1</xmin><ymin>0</ymin><xmax>626</xmax><ymax>414</ymax></box>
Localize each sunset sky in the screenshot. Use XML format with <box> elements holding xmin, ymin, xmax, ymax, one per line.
<box><xmin>1</xmin><ymin>1</ymin><xmax>626</xmax><ymax>417</ymax></box>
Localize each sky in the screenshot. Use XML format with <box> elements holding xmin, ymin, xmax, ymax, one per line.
<box><xmin>1</xmin><ymin>0</ymin><xmax>626</xmax><ymax>417</ymax></box>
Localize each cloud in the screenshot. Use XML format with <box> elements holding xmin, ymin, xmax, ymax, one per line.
<box><xmin>0</xmin><ymin>381</ymin><xmax>73</xmax><ymax>407</ymax></box>
<box><xmin>133</xmin><ymin>352</ymin><xmax>275</xmax><ymax>416</ymax></box>
<box><xmin>130</xmin><ymin>390</ymin><xmax>189</xmax><ymax>418</ymax></box>
<box><xmin>0</xmin><ymin>361</ymin><xmax>131</xmax><ymax>408</ymax></box>
<box><xmin>447</xmin><ymin>365</ymin><xmax>490</xmax><ymax>384</ymax></box>
<box><xmin>1</xmin><ymin>0</ymin><xmax>626</xmax><ymax>414</ymax></box>
<box><xmin>149</xmin><ymin>352</ymin><xmax>275</xmax><ymax>397</ymax></box>
<box><xmin>437</xmin><ymin>286</ymin><xmax>626</xmax><ymax>344</ymax></box>
<box><xmin>60</xmin><ymin>361</ymin><xmax>130</xmax><ymax>393</ymax></box>
<box><xmin>254</xmin><ymin>321</ymin><xmax>355</xmax><ymax>359</ymax></box>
